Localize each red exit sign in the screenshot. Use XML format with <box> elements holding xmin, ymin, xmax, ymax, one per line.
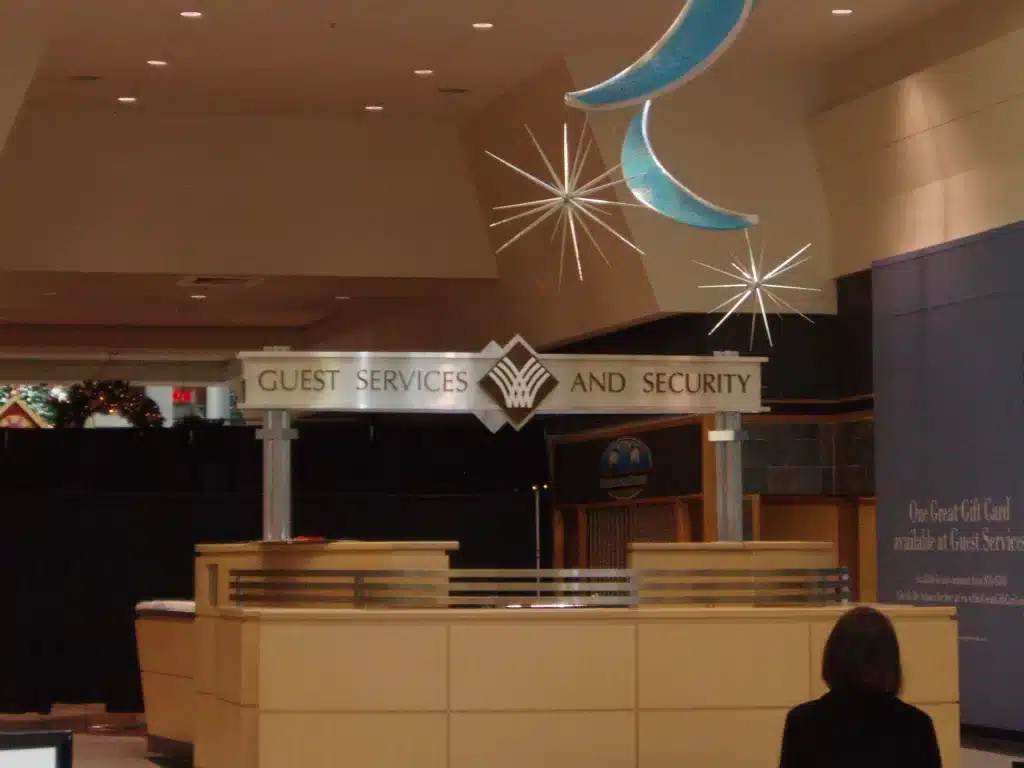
<box><xmin>172</xmin><ymin>388</ymin><xmax>194</xmax><ymax>404</ymax></box>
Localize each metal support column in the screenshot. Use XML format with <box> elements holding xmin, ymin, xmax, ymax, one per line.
<box><xmin>255</xmin><ymin>346</ymin><xmax>297</xmax><ymax>542</ymax></box>
<box><xmin>710</xmin><ymin>351</ymin><xmax>746</xmax><ymax>542</ymax></box>
<box><xmin>258</xmin><ymin>410</ymin><xmax>297</xmax><ymax>541</ymax></box>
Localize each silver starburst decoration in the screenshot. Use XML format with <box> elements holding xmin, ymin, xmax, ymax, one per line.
<box><xmin>487</xmin><ymin>122</ymin><xmax>645</xmax><ymax>287</ymax></box>
<box><xmin>696</xmin><ymin>229</ymin><xmax>819</xmax><ymax>348</ymax></box>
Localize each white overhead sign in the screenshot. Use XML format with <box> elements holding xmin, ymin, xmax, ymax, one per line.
<box><xmin>238</xmin><ymin>336</ymin><xmax>766</xmax><ymax>431</ymax></box>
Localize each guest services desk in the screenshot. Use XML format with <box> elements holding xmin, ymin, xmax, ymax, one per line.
<box><xmin>194</xmin><ymin>603</ymin><xmax>958</xmax><ymax>768</ymax></box>
<box><xmin>137</xmin><ymin>540</ymin><xmax>958</xmax><ymax>767</ymax></box>
<box><xmin>136</xmin><ymin>540</ymin><xmax>458</xmax><ymax>758</ymax></box>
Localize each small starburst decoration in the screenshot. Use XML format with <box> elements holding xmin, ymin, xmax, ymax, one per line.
<box><xmin>487</xmin><ymin>122</ymin><xmax>645</xmax><ymax>287</ymax></box>
<box><xmin>696</xmin><ymin>229</ymin><xmax>820</xmax><ymax>348</ymax></box>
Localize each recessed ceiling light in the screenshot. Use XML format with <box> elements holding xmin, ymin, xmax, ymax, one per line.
<box><xmin>147</xmin><ymin>60</ymin><xmax>169</xmax><ymax>67</ymax></box>
<box><xmin>831</xmin><ymin>8</ymin><xmax>853</xmax><ymax>15</ymax></box>
<box><xmin>44</xmin><ymin>291</ymin><xmax>57</xmax><ymax>297</ymax></box>
<box><xmin>414</xmin><ymin>69</ymin><xmax>434</xmax><ymax>77</ymax></box>
<box><xmin>365</xmin><ymin>104</ymin><xmax>383</xmax><ymax>112</ymax></box>
<box><xmin>334</xmin><ymin>295</ymin><xmax>350</xmax><ymax>300</ymax></box>
<box><xmin>118</xmin><ymin>96</ymin><xmax>138</xmax><ymax>103</ymax></box>
<box><xmin>180</xmin><ymin>10</ymin><xmax>202</xmax><ymax>18</ymax></box>
<box><xmin>190</xmin><ymin>294</ymin><xmax>207</xmax><ymax>300</ymax></box>
<box><xmin>472</xmin><ymin>22</ymin><xmax>494</xmax><ymax>30</ymax></box>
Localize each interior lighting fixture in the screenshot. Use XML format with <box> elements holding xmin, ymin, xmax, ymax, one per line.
<box><xmin>831</xmin><ymin>8</ymin><xmax>853</xmax><ymax>15</ymax></box>
<box><xmin>472</xmin><ymin>22</ymin><xmax>494</xmax><ymax>29</ymax></box>
<box><xmin>414</xmin><ymin>69</ymin><xmax>434</xmax><ymax>77</ymax></box>
<box><xmin>117</xmin><ymin>96</ymin><xmax>137</xmax><ymax>103</ymax></box>
<box><xmin>190</xmin><ymin>294</ymin><xmax>207</xmax><ymax>300</ymax></box>
<box><xmin>365</xmin><ymin>104</ymin><xmax>383</xmax><ymax>111</ymax></box>
<box><xmin>147</xmin><ymin>60</ymin><xmax>169</xmax><ymax>67</ymax></box>
<box><xmin>334</xmin><ymin>295</ymin><xmax>350</xmax><ymax>300</ymax></box>
<box><xmin>180</xmin><ymin>11</ymin><xmax>203</xmax><ymax>18</ymax></box>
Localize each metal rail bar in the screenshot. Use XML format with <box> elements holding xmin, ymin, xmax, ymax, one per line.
<box><xmin>229</xmin><ymin>567</ymin><xmax>844</xmax><ymax>578</ymax></box>
<box><xmin>227</xmin><ymin>566</ymin><xmax>851</xmax><ymax>608</ymax></box>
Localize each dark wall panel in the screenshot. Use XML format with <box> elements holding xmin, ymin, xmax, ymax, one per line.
<box><xmin>837</xmin><ymin>270</ymin><xmax>874</xmax><ymax>398</ymax></box>
<box><xmin>552</xmin><ymin>424</ymin><xmax>701</xmax><ymax>505</ymax></box>
<box><xmin>0</xmin><ymin>419</ymin><xmax>546</xmax><ymax>715</ymax></box>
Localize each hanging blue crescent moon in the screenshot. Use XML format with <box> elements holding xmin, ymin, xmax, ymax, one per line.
<box><xmin>565</xmin><ymin>0</ymin><xmax>755</xmax><ymax>111</ymax></box>
<box><xmin>623</xmin><ymin>100</ymin><xmax>757</xmax><ymax>230</ymax></box>
<box><xmin>564</xmin><ymin>0</ymin><xmax>758</xmax><ymax>230</ymax></box>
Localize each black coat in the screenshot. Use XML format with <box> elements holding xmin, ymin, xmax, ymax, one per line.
<box><xmin>779</xmin><ymin>690</ymin><xmax>942</xmax><ymax>768</ymax></box>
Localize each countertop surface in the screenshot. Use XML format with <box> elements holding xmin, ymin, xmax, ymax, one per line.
<box><xmin>196</xmin><ymin>539</ymin><xmax>460</xmax><ymax>554</ymax></box>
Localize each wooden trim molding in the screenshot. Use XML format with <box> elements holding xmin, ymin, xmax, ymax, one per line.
<box><xmin>552</xmin><ymin>507</ymin><xmax>565</xmax><ymax>569</ymax></box>
<box><xmin>763</xmin><ymin>395</ymin><xmax>873</xmax><ymax>405</ymax></box>
<box><xmin>576</xmin><ymin>506</ymin><xmax>588</xmax><ymax>568</ymax></box>
<box><xmin>701</xmin><ymin>414</ymin><xmax>717</xmax><ymax>542</ymax></box>
<box><xmin>549</xmin><ymin>400</ymin><xmax>874</xmax><ymax>448</ymax></box>
<box><xmin>579</xmin><ymin>493</ymin><xmax>701</xmax><ymax>511</ymax></box>
<box><xmin>759</xmin><ymin>495</ymin><xmax>858</xmax><ymax>505</ymax></box>
<box><xmin>673</xmin><ymin>499</ymin><xmax>691</xmax><ymax>542</ymax></box>
<box><xmin>744</xmin><ymin>411</ymin><xmax>873</xmax><ymax>424</ymax></box>
<box><xmin>548</xmin><ymin>415</ymin><xmax>703</xmax><ymax>445</ymax></box>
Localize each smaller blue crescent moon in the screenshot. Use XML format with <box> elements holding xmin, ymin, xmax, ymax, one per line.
<box><xmin>622</xmin><ymin>100</ymin><xmax>758</xmax><ymax>230</ymax></box>
<box><xmin>565</xmin><ymin>0</ymin><xmax>755</xmax><ymax>111</ymax></box>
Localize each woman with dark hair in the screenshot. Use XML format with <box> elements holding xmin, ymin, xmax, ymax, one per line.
<box><xmin>779</xmin><ymin>606</ymin><xmax>942</xmax><ymax>768</ymax></box>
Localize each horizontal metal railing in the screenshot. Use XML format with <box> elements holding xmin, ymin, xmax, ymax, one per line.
<box><xmin>228</xmin><ymin>567</ymin><xmax>850</xmax><ymax>608</ymax></box>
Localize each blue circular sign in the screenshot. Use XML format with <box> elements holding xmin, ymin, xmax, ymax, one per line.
<box><xmin>599</xmin><ymin>437</ymin><xmax>652</xmax><ymax>500</ymax></box>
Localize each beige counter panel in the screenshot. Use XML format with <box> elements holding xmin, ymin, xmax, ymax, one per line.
<box><xmin>195</xmin><ymin>540</ymin><xmax>459</xmax><ymax>615</ymax></box>
<box><xmin>450</xmin><ymin>712</ymin><xmax>635</xmax><ymax>768</ymax></box>
<box><xmin>192</xmin><ymin>539</ymin><xmax>458</xmax><ymax>709</ymax></box>
<box><xmin>449</xmin><ymin>620</ymin><xmax>636</xmax><ymax>711</ymax></box>
<box><xmin>195</xmin><ymin>603</ymin><xmax>959</xmax><ymax>768</ymax></box>
<box><xmin>638</xmin><ymin>617</ymin><xmax>810</xmax><ymax>709</ymax></box>
<box><xmin>628</xmin><ymin>541</ymin><xmax>840</xmax><ymax>604</ymax></box>
<box><xmin>629</xmin><ymin>540</ymin><xmax>837</xmax><ymax>571</ymax></box>
<box><xmin>258</xmin><ymin>620</ymin><xmax>448</xmax><ymax>712</ymax></box>
<box><xmin>135</xmin><ymin>615</ymin><xmax>195</xmax><ymax>745</ymax></box>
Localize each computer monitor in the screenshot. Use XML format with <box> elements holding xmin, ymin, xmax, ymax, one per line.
<box><xmin>0</xmin><ymin>731</ymin><xmax>72</xmax><ymax>768</ymax></box>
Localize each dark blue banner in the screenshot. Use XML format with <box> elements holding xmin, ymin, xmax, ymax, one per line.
<box><xmin>874</xmin><ymin>220</ymin><xmax>1024</xmax><ymax>731</ymax></box>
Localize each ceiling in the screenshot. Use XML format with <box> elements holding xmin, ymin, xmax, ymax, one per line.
<box><xmin>0</xmin><ymin>0</ymin><xmax>966</xmax><ymax>360</ymax></box>
<box><xmin>17</xmin><ymin>0</ymin><xmax>963</xmax><ymax>118</ymax></box>
<box><xmin>0</xmin><ymin>273</ymin><xmax>492</xmax><ymax>326</ymax></box>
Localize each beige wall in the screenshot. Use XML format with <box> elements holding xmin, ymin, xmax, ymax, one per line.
<box><xmin>9</xmin><ymin>2</ymin><xmax>1024</xmax><ymax>349</ymax></box>
<box><xmin>462</xmin><ymin>63</ymin><xmax>660</xmax><ymax>348</ymax></box>
<box><xmin>0</xmin><ymin>111</ymin><xmax>496</xmax><ymax>279</ymax></box>
<box><xmin>811</xmin><ymin>8</ymin><xmax>1024</xmax><ymax>276</ymax></box>
<box><xmin>820</xmin><ymin>0</ymin><xmax>1024</xmax><ymax>110</ymax></box>
<box><xmin>0</xmin><ymin>14</ymin><xmax>41</xmax><ymax>157</ymax></box>
<box><xmin>196</xmin><ymin>604</ymin><xmax>959</xmax><ymax>768</ymax></box>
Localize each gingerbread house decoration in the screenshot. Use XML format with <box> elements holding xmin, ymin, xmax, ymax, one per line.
<box><xmin>0</xmin><ymin>394</ymin><xmax>51</xmax><ymax>429</ymax></box>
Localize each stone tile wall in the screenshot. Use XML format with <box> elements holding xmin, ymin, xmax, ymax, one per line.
<box><xmin>742</xmin><ymin>419</ymin><xmax>874</xmax><ymax>497</ymax></box>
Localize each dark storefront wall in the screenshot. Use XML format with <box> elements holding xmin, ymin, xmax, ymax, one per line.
<box><xmin>552</xmin><ymin>423</ymin><xmax>702</xmax><ymax>506</ymax></box>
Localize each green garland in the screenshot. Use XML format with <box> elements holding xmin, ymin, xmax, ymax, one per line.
<box><xmin>51</xmin><ymin>379</ymin><xmax>164</xmax><ymax>429</ymax></box>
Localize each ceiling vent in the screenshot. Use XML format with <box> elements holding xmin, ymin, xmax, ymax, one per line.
<box><xmin>177</xmin><ymin>276</ymin><xmax>264</xmax><ymax>289</ymax></box>
<box><xmin>437</xmin><ymin>87</ymin><xmax>471</xmax><ymax>95</ymax></box>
